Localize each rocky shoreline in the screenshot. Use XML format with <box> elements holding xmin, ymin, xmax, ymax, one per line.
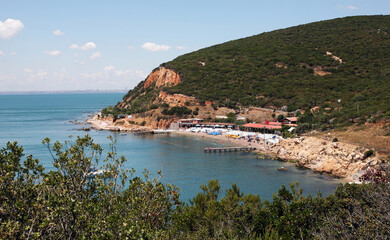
<box><xmin>175</xmin><ymin>131</ymin><xmax>377</xmax><ymax>182</ymax></box>
<box><xmin>268</xmin><ymin>137</ymin><xmax>377</xmax><ymax>181</ymax></box>
<box><xmin>86</xmin><ymin>115</ymin><xmax>153</xmax><ymax>132</ymax></box>
<box><xmin>85</xmin><ymin>115</ymin><xmax>379</xmax><ymax>182</ymax></box>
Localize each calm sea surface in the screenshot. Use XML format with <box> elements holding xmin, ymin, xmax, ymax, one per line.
<box><xmin>0</xmin><ymin>93</ymin><xmax>343</xmax><ymax>201</ymax></box>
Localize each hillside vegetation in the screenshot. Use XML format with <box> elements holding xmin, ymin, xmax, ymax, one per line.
<box><xmin>119</xmin><ymin>15</ymin><xmax>390</xmax><ymax>126</ymax></box>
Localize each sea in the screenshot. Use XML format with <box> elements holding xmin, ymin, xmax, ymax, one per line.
<box><xmin>0</xmin><ymin>93</ymin><xmax>344</xmax><ymax>202</ymax></box>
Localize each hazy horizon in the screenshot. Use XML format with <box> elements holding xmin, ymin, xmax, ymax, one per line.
<box><xmin>0</xmin><ymin>89</ymin><xmax>128</xmax><ymax>95</ymax></box>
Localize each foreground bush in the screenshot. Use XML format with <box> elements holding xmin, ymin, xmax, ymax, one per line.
<box><xmin>0</xmin><ymin>135</ymin><xmax>179</xmax><ymax>239</ymax></box>
<box><xmin>1</xmin><ymin>135</ymin><xmax>389</xmax><ymax>239</ymax></box>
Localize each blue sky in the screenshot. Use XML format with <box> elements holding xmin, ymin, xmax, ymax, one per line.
<box><xmin>0</xmin><ymin>0</ymin><xmax>389</xmax><ymax>91</ymax></box>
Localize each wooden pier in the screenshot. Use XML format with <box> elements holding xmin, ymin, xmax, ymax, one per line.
<box><xmin>133</xmin><ymin>130</ymin><xmax>176</xmax><ymax>135</ymax></box>
<box><xmin>204</xmin><ymin>147</ymin><xmax>257</xmax><ymax>153</ymax></box>
<box><xmin>133</xmin><ymin>130</ymin><xmax>154</xmax><ymax>135</ymax></box>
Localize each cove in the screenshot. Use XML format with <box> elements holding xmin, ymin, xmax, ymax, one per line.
<box><xmin>0</xmin><ymin>93</ymin><xmax>343</xmax><ymax>202</ymax></box>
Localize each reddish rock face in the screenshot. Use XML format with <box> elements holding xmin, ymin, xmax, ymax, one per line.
<box><xmin>144</xmin><ymin>67</ymin><xmax>181</xmax><ymax>89</ymax></box>
<box><xmin>119</xmin><ymin>67</ymin><xmax>182</xmax><ymax>108</ymax></box>
<box><xmin>154</xmin><ymin>118</ymin><xmax>174</xmax><ymax>129</ymax></box>
<box><xmin>156</xmin><ymin>91</ymin><xmax>197</xmax><ymax>107</ymax></box>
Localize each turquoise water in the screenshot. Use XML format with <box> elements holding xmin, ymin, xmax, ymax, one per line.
<box><xmin>0</xmin><ymin>93</ymin><xmax>343</xmax><ymax>201</ymax></box>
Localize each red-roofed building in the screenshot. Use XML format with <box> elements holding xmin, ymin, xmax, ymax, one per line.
<box><xmin>243</xmin><ymin>123</ymin><xmax>282</xmax><ymax>132</ymax></box>
<box><xmin>265</xmin><ymin>121</ymin><xmax>282</xmax><ymax>126</ymax></box>
<box><xmin>243</xmin><ymin>117</ymin><xmax>299</xmax><ymax>133</ymax></box>
<box><xmin>286</xmin><ymin>117</ymin><xmax>298</xmax><ymax>123</ymax></box>
<box><xmin>281</xmin><ymin>117</ymin><xmax>298</xmax><ymax>126</ymax></box>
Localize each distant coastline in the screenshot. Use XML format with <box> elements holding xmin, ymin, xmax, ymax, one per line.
<box><xmin>0</xmin><ymin>89</ymin><xmax>128</xmax><ymax>95</ymax></box>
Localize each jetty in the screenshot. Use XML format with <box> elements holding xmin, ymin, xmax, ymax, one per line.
<box><xmin>204</xmin><ymin>147</ymin><xmax>257</xmax><ymax>153</ymax></box>
<box><xmin>153</xmin><ymin>129</ymin><xmax>176</xmax><ymax>134</ymax></box>
<box><xmin>133</xmin><ymin>130</ymin><xmax>154</xmax><ymax>135</ymax></box>
<box><xmin>133</xmin><ymin>129</ymin><xmax>176</xmax><ymax>135</ymax></box>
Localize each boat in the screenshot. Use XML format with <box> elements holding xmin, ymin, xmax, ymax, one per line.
<box><xmin>86</xmin><ymin>167</ymin><xmax>106</xmax><ymax>178</ymax></box>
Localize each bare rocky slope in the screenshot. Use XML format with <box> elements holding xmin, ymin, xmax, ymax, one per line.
<box><xmin>116</xmin><ymin>66</ymin><xmax>279</xmax><ymax>128</ymax></box>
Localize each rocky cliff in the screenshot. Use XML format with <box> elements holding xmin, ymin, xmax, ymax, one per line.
<box><xmin>143</xmin><ymin>67</ymin><xmax>181</xmax><ymax>89</ymax></box>
<box><xmin>154</xmin><ymin>91</ymin><xmax>197</xmax><ymax>107</ymax></box>
<box><xmin>114</xmin><ymin>67</ymin><xmax>201</xmax><ymax>129</ymax></box>
<box><xmin>119</xmin><ymin>67</ymin><xmax>182</xmax><ymax>108</ymax></box>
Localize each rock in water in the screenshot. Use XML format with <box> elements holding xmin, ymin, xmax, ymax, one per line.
<box><xmin>278</xmin><ymin>166</ymin><xmax>288</xmax><ymax>171</ymax></box>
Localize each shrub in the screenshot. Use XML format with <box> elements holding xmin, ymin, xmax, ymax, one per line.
<box><xmin>227</xmin><ymin>112</ymin><xmax>236</xmax><ymax>118</ymax></box>
<box><xmin>277</xmin><ymin>114</ymin><xmax>285</xmax><ymax>122</ymax></box>
<box><xmin>161</xmin><ymin>103</ymin><xmax>170</xmax><ymax>109</ymax></box>
<box><xmin>359</xmin><ymin>165</ymin><xmax>390</xmax><ymax>183</ymax></box>
<box><xmin>296</xmin><ymin>123</ymin><xmax>310</xmax><ymax>134</ymax></box>
<box><xmin>149</xmin><ymin>104</ymin><xmax>158</xmax><ymax>110</ymax></box>
<box><xmin>161</xmin><ymin>106</ymin><xmax>192</xmax><ymax>117</ymax></box>
<box><xmin>287</xmin><ymin>104</ymin><xmax>298</xmax><ymax>112</ymax></box>
<box><xmin>364</xmin><ymin>149</ymin><xmax>375</xmax><ymax>159</ymax></box>
<box><xmin>2</xmin><ymin>136</ymin><xmax>390</xmax><ymax>239</ymax></box>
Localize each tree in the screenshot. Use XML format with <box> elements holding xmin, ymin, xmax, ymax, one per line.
<box><xmin>277</xmin><ymin>114</ymin><xmax>285</xmax><ymax>122</ymax></box>
<box><xmin>352</xmin><ymin>94</ymin><xmax>366</xmax><ymax>114</ymax></box>
<box><xmin>0</xmin><ymin>135</ymin><xmax>179</xmax><ymax>239</ymax></box>
<box><xmin>0</xmin><ymin>142</ymin><xmax>44</xmax><ymax>239</ymax></box>
<box><xmin>1</xmin><ymin>136</ymin><xmax>390</xmax><ymax>239</ymax></box>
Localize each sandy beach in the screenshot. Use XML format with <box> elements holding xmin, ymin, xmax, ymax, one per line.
<box><xmin>174</xmin><ymin>130</ymin><xmax>276</xmax><ymax>156</ymax></box>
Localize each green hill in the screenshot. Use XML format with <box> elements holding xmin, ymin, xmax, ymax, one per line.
<box><xmin>119</xmin><ymin>15</ymin><xmax>390</xmax><ymax>125</ymax></box>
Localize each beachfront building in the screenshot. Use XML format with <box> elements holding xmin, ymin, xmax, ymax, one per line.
<box><xmin>243</xmin><ymin>118</ymin><xmax>298</xmax><ymax>134</ymax></box>
<box><xmin>201</xmin><ymin>122</ymin><xmax>236</xmax><ymax>129</ymax></box>
<box><xmin>178</xmin><ymin>118</ymin><xmax>203</xmax><ymax>128</ymax></box>
<box><xmin>282</xmin><ymin>117</ymin><xmax>298</xmax><ymax>124</ymax></box>
<box><xmin>243</xmin><ymin>122</ymin><xmax>282</xmax><ymax>133</ymax></box>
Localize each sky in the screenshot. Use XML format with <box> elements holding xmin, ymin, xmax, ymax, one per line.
<box><xmin>0</xmin><ymin>0</ymin><xmax>389</xmax><ymax>92</ymax></box>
